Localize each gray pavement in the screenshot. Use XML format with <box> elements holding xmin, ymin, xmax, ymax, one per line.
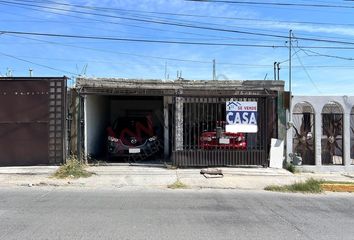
<box><xmin>0</xmin><ymin>165</ymin><xmax>354</xmax><ymax>190</ymax></box>
<box><xmin>0</xmin><ymin>188</ymin><xmax>353</xmax><ymax>240</ymax></box>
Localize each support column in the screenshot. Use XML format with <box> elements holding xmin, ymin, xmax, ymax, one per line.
<box><xmin>286</xmin><ymin>109</ymin><xmax>292</xmax><ymax>162</ymax></box>
<box><xmin>163</xmin><ymin>96</ymin><xmax>170</xmax><ymax>160</ymax></box>
<box><xmin>77</xmin><ymin>94</ymin><xmax>82</xmax><ymax>162</ymax></box>
<box><xmin>175</xmin><ymin>96</ymin><xmax>184</xmax><ymax>151</ymax></box>
<box><xmin>83</xmin><ymin>95</ymin><xmax>88</xmax><ymax>164</ymax></box>
<box><xmin>278</xmin><ymin>92</ymin><xmax>287</xmax><ymax>161</ymax></box>
<box><xmin>314</xmin><ymin>111</ymin><xmax>322</xmax><ymax>166</ymax></box>
<box><xmin>343</xmin><ymin>112</ymin><xmax>351</xmax><ymax>166</ymax></box>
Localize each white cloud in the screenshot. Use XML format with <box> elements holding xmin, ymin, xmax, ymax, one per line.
<box><xmin>43</xmin><ymin>0</ymin><xmax>73</xmax><ymax>16</ymax></box>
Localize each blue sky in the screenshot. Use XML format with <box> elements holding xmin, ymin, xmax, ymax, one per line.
<box><xmin>0</xmin><ymin>0</ymin><xmax>354</xmax><ymax>95</ymax></box>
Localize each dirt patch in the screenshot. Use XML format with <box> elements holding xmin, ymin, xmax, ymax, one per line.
<box><xmin>321</xmin><ymin>184</ymin><xmax>354</xmax><ymax>192</ymax></box>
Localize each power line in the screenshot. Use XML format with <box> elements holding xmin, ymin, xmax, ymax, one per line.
<box><xmin>0</xmin><ymin>54</ymin><xmax>278</xmax><ymax>68</ymax></box>
<box><xmin>0</xmin><ymin>2</ymin><xmax>289</xmax><ymax>44</ymax></box>
<box><xmin>15</xmin><ymin>0</ymin><xmax>354</xmax><ymax>27</ymax></box>
<box><xmin>7</xmin><ymin>0</ymin><xmax>353</xmax><ymax>44</ymax></box>
<box><xmin>0</xmin><ymin>1</ymin><xmax>293</xmax><ymax>40</ymax></box>
<box><xmin>5</xmin><ymin>34</ymin><xmax>354</xmax><ymax>71</ymax></box>
<box><xmin>0</xmin><ymin>30</ymin><xmax>288</xmax><ymax>47</ymax></box>
<box><xmin>291</xmin><ymin>32</ymin><xmax>354</xmax><ymax>60</ymax></box>
<box><xmin>1</xmin><ymin>0</ymin><xmax>348</xmax><ymax>45</ymax></box>
<box><xmin>0</xmin><ymin>51</ymin><xmax>78</xmax><ymax>75</ymax></box>
<box><xmin>11</xmin><ymin>54</ymin><xmax>354</xmax><ymax>69</ymax></box>
<box><xmin>3</xmin><ymin>30</ymin><xmax>354</xmax><ymax>49</ymax></box>
<box><xmin>293</xmin><ymin>48</ymin><xmax>322</xmax><ymax>94</ymax></box>
<box><xmin>4</xmin><ymin>0</ymin><xmax>354</xmax><ymax>46</ymax></box>
<box><xmin>0</xmin><ymin>9</ymin><xmax>288</xmax><ymax>43</ymax></box>
<box><xmin>7</xmin><ymin>0</ymin><xmax>354</xmax><ymax>45</ymax></box>
<box><xmin>298</xmin><ymin>48</ymin><xmax>354</xmax><ymax>61</ymax></box>
<box><xmin>3</xmin><ymin>6</ymin><xmax>350</xmax><ymax>47</ymax></box>
<box><xmin>7</xmin><ymin>34</ymin><xmax>353</xmax><ymax>68</ymax></box>
<box><xmin>187</xmin><ymin>0</ymin><xmax>354</xmax><ymax>9</ymax></box>
<box><xmin>6</xmin><ymin>34</ymin><xmax>273</xmax><ymax>66</ymax></box>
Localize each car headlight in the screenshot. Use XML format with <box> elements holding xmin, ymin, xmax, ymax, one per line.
<box><xmin>148</xmin><ymin>136</ymin><xmax>157</xmax><ymax>141</ymax></box>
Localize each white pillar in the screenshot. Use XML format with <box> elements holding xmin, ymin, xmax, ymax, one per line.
<box><xmin>314</xmin><ymin>111</ymin><xmax>322</xmax><ymax>166</ymax></box>
<box><xmin>83</xmin><ymin>95</ymin><xmax>88</xmax><ymax>163</ymax></box>
<box><xmin>343</xmin><ymin>112</ymin><xmax>351</xmax><ymax>166</ymax></box>
<box><xmin>286</xmin><ymin>109</ymin><xmax>293</xmax><ymax>162</ymax></box>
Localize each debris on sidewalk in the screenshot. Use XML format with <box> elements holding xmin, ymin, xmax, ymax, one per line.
<box><xmin>200</xmin><ymin>168</ymin><xmax>224</xmax><ymax>178</ymax></box>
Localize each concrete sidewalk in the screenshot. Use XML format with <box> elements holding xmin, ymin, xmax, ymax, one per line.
<box><xmin>0</xmin><ymin>165</ymin><xmax>354</xmax><ymax>190</ymax></box>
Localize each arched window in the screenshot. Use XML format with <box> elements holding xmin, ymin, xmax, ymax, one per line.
<box><xmin>292</xmin><ymin>102</ymin><xmax>315</xmax><ymax>165</ymax></box>
<box><xmin>321</xmin><ymin>102</ymin><xmax>343</xmax><ymax>165</ymax></box>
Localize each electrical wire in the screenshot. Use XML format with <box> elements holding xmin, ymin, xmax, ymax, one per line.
<box><xmin>0</xmin><ymin>2</ymin><xmax>290</xmax><ymax>44</ymax></box>
<box><xmin>15</xmin><ymin>0</ymin><xmax>354</xmax><ymax>27</ymax></box>
<box><xmin>6</xmin><ymin>34</ymin><xmax>354</xmax><ymax>70</ymax></box>
<box><xmin>4</xmin><ymin>34</ymin><xmax>279</xmax><ymax>66</ymax></box>
<box><xmin>8</xmin><ymin>0</ymin><xmax>354</xmax><ymax>46</ymax></box>
<box><xmin>186</xmin><ymin>0</ymin><xmax>354</xmax><ymax>9</ymax></box>
<box><xmin>5</xmin><ymin>0</ymin><xmax>352</xmax><ymax>44</ymax></box>
<box><xmin>3</xmin><ymin>0</ymin><xmax>354</xmax><ymax>46</ymax></box>
<box><xmin>292</xmin><ymin>46</ymin><xmax>322</xmax><ymax>94</ymax></box>
<box><xmin>3</xmin><ymin>30</ymin><xmax>354</xmax><ymax>50</ymax></box>
<box><xmin>0</xmin><ymin>51</ymin><xmax>78</xmax><ymax>75</ymax></box>
<box><xmin>0</xmin><ymin>1</ymin><xmax>293</xmax><ymax>40</ymax></box>
<box><xmin>9</xmin><ymin>54</ymin><xmax>354</xmax><ymax>69</ymax></box>
<box><xmin>298</xmin><ymin>48</ymin><xmax>354</xmax><ymax>61</ymax></box>
<box><xmin>0</xmin><ymin>30</ymin><xmax>288</xmax><ymax>48</ymax></box>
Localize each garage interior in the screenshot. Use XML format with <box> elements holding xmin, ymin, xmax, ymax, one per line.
<box><xmin>85</xmin><ymin>95</ymin><xmax>165</xmax><ymax>163</ymax></box>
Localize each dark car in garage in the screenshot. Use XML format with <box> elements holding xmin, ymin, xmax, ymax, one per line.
<box><xmin>107</xmin><ymin>116</ymin><xmax>161</xmax><ymax>161</ymax></box>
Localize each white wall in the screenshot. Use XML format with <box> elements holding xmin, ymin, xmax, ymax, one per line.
<box><xmin>85</xmin><ymin>95</ymin><xmax>108</xmax><ymax>158</ymax></box>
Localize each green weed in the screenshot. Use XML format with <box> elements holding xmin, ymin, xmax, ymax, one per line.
<box><xmin>53</xmin><ymin>156</ymin><xmax>93</xmax><ymax>179</ymax></box>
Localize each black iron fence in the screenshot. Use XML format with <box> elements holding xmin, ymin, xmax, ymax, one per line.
<box><xmin>321</xmin><ymin>113</ymin><xmax>343</xmax><ymax>165</ymax></box>
<box><xmin>171</xmin><ymin>96</ymin><xmax>277</xmax><ymax>167</ymax></box>
<box><xmin>292</xmin><ymin>112</ymin><xmax>315</xmax><ymax>165</ymax></box>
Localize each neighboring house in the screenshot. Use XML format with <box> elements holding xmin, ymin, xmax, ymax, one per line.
<box><xmin>0</xmin><ymin>77</ymin><xmax>67</xmax><ymax>166</ymax></box>
<box><xmin>287</xmin><ymin>96</ymin><xmax>354</xmax><ymax>171</ymax></box>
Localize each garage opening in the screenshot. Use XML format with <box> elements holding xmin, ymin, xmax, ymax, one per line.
<box><xmin>85</xmin><ymin>95</ymin><xmax>164</xmax><ymax>163</ymax></box>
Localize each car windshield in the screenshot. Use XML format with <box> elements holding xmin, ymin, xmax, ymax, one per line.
<box><xmin>112</xmin><ymin>117</ymin><xmax>154</xmax><ymax>139</ymax></box>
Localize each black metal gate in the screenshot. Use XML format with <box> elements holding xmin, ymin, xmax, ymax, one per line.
<box><xmin>321</xmin><ymin>102</ymin><xmax>343</xmax><ymax>165</ymax></box>
<box><xmin>0</xmin><ymin>78</ymin><xmax>66</xmax><ymax>166</ymax></box>
<box><xmin>292</xmin><ymin>103</ymin><xmax>315</xmax><ymax>165</ymax></box>
<box><xmin>171</xmin><ymin>95</ymin><xmax>277</xmax><ymax>167</ymax></box>
<box><xmin>321</xmin><ymin>113</ymin><xmax>343</xmax><ymax>165</ymax></box>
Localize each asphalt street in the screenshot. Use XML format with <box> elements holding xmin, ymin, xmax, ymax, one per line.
<box><xmin>0</xmin><ymin>187</ymin><xmax>353</xmax><ymax>240</ymax></box>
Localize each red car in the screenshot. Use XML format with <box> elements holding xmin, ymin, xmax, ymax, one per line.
<box><xmin>199</xmin><ymin>128</ymin><xmax>247</xmax><ymax>150</ymax></box>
